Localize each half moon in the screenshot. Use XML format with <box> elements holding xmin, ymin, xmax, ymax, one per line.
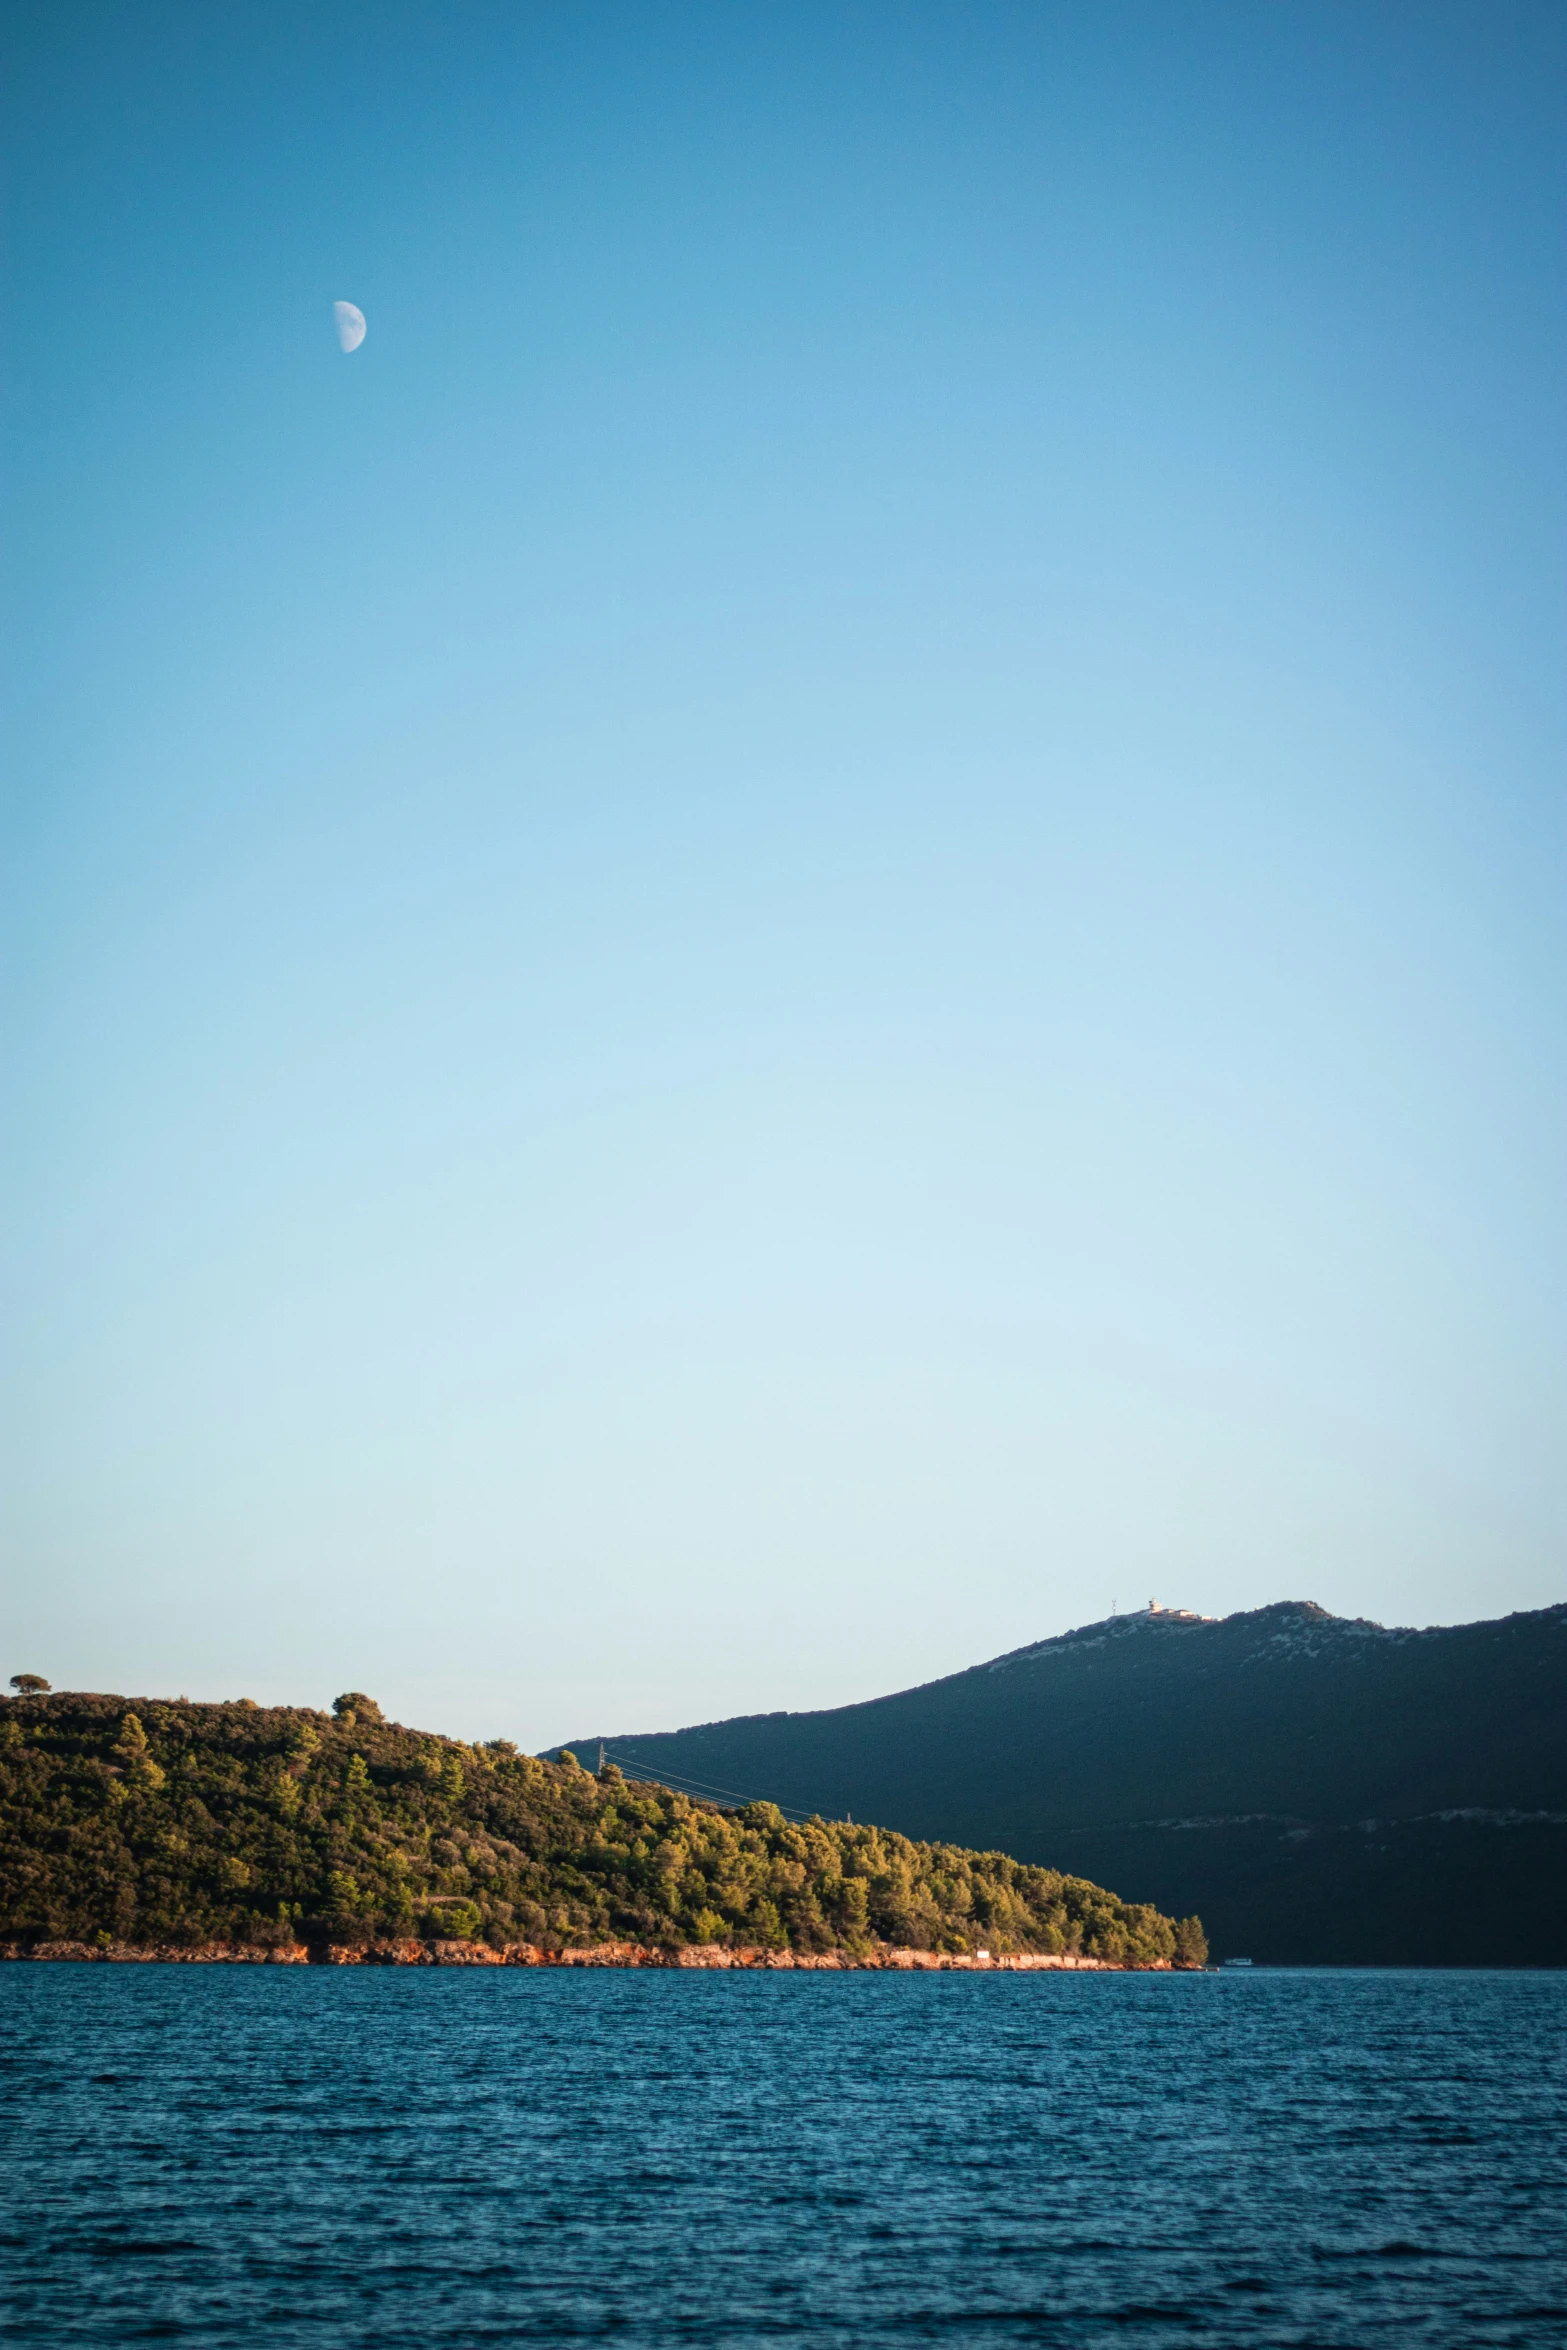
<box><xmin>333</xmin><ymin>300</ymin><xmax>366</xmax><ymax>354</ymax></box>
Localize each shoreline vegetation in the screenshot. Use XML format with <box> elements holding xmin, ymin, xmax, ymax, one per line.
<box><xmin>0</xmin><ymin>1691</ymin><xmax>1205</xmax><ymax>1971</ymax></box>
<box><xmin>0</xmin><ymin>1939</ymin><xmax>1133</xmax><ymax>1970</ymax></box>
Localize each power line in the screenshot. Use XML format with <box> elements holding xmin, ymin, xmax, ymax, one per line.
<box><xmin>605</xmin><ymin>1746</ymin><xmax>811</xmax><ymax>1816</ymax></box>
<box><xmin>599</xmin><ymin>1742</ymin><xmax>825</xmax><ymax>1826</ymax></box>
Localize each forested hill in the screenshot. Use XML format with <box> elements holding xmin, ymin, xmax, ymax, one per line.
<box><xmin>0</xmin><ymin>1691</ymin><xmax>1200</xmax><ymax>1966</ymax></box>
<box><xmin>557</xmin><ymin>1600</ymin><xmax>1567</xmax><ymax>1966</ymax></box>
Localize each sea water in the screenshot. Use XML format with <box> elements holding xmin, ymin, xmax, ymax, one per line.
<box><xmin>1</xmin><ymin>1966</ymin><xmax>1563</xmax><ymax>2347</ymax></box>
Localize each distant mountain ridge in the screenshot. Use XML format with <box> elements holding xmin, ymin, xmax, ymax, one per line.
<box><xmin>556</xmin><ymin>1598</ymin><xmax>1567</xmax><ymax>1964</ymax></box>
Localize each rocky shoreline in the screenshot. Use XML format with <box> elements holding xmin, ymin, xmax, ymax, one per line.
<box><xmin>1</xmin><ymin>1937</ymin><xmax>1149</xmax><ymax>1971</ymax></box>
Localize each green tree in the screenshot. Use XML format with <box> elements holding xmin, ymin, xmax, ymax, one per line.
<box><xmin>114</xmin><ymin>1713</ymin><xmax>167</xmax><ymax>1789</ymax></box>
<box><xmin>332</xmin><ymin>1693</ymin><xmax>384</xmax><ymax>1725</ymax></box>
<box><xmin>8</xmin><ymin>1674</ymin><xmax>50</xmax><ymax>1694</ymax></box>
<box><xmin>1173</xmin><ymin>1915</ymin><xmax>1209</xmax><ymax>1969</ymax></box>
<box><xmin>424</xmin><ymin>1898</ymin><xmax>482</xmax><ymax>1939</ymax></box>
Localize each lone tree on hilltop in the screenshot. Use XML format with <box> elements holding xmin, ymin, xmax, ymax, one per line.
<box><xmin>9</xmin><ymin>1674</ymin><xmax>50</xmax><ymax>1694</ymax></box>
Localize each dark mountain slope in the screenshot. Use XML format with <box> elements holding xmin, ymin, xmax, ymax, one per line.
<box><xmin>559</xmin><ymin>1600</ymin><xmax>1567</xmax><ymax>1964</ymax></box>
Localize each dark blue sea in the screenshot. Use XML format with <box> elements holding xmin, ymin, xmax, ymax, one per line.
<box><xmin>2</xmin><ymin>1966</ymin><xmax>1564</xmax><ymax>2348</ymax></box>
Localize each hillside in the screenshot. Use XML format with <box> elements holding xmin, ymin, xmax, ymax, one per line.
<box><xmin>557</xmin><ymin>1600</ymin><xmax>1567</xmax><ymax>1965</ymax></box>
<box><xmin>0</xmin><ymin>1690</ymin><xmax>1200</xmax><ymax>1966</ymax></box>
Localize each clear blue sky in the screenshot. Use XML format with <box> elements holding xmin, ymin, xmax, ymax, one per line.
<box><xmin>4</xmin><ymin>1</ymin><xmax>1564</xmax><ymax>1746</ymax></box>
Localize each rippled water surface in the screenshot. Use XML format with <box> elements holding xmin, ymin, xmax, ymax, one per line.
<box><xmin>2</xmin><ymin>1966</ymin><xmax>1564</xmax><ymax>2347</ymax></box>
